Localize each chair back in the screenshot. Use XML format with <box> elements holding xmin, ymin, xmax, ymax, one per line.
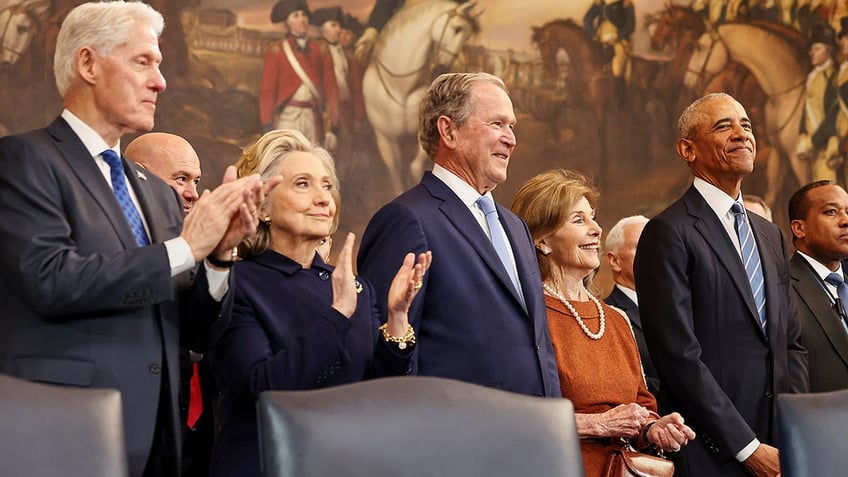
<box><xmin>0</xmin><ymin>373</ymin><xmax>128</xmax><ymax>477</ymax></box>
<box><xmin>257</xmin><ymin>376</ymin><xmax>584</xmax><ymax>477</ymax></box>
<box><xmin>777</xmin><ymin>389</ymin><xmax>848</xmax><ymax>477</ymax></box>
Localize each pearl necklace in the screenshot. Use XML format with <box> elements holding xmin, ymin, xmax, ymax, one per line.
<box><xmin>543</xmin><ymin>283</ymin><xmax>606</xmax><ymax>340</ymax></box>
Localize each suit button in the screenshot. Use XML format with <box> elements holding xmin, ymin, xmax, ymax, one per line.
<box><xmin>149</xmin><ymin>363</ymin><xmax>161</xmax><ymax>374</ymax></box>
<box><xmin>765</xmin><ymin>389</ymin><xmax>774</xmax><ymax>398</ymax></box>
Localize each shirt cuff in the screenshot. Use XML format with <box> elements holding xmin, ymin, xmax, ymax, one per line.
<box><xmin>165</xmin><ymin>237</ymin><xmax>195</xmax><ymax>276</ymax></box>
<box><xmin>203</xmin><ymin>261</ymin><xmax>230</xmax><ymax>302</ymax></box>
<box><xmin>165</xmin><ymin>237</ymin><xmax>229</xmax><ymax>301</ymax></box>
<box><xmin>735</xmin><ymin>438</ymin><xmax>760</xmax><ymax>462</ymax></box>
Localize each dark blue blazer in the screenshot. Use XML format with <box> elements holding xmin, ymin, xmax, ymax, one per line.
<box><xmin>634</xmin><ymin>185</ymin><xmax>808</xmax><ymax>477</ymax></box>
<box><xmin>0</xmin><ymin>117</ymin><xmax>228</xmax><ymax>477</ymax></box>
<box><xmin>604</xmin><ymin>285</ymin><xmax>661</xmax><ymax>398</ymax></box>
<box><xmin>789</xmin><ymin>253</ymin><xmax>848</xmax><ymax>392</ymax></box>
<box><xmin>357</xmin><ymin>172</ymin><xmax>560</xmax><ymax>397</ymax></box>
<box><xmin>210</xmin><ymin>250</ymin><xmax>413</xmax><ymax>477</ymax></box>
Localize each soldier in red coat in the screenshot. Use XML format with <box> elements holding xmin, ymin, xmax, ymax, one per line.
<box><xmin>260</xmin><ymin>0</ymin><xmax>339</xmax><ymax>148</ymax></box>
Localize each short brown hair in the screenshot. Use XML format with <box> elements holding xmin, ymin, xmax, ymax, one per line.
<box><xmin>510</xmin><ymin>169</ymin><xmax>599</xmax><ymax>283</ymax></box>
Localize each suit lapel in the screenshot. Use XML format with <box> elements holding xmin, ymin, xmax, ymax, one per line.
<box><xmin>684</xmin><ymin>187</ymin><xmax>764</xmax><ymax>336</ymax></box>
<box><xmin>422</xmin><ymin>173</ymin><xmax>527</xmax><ymax>311</ymax></box>
<box><xmin>791</xmin><ymin>254</ymin><xmax>848</xmax><ymax>366</ymax></box>
<box><xmin>612</xmin><ymin>287</ymin><xmax>641</xmax><ymax>329</ymax></box>
<box><xmin>47</xmin><ymin>118</ymin><xmax>138</xmax><ymax>249</ymax></box>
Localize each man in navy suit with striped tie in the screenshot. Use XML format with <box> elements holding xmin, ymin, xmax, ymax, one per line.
<box><xmin>357</xmin><ymin>72</ymin><xmax>560</xmax><ymax>398</ymax></box>
<box><xmin>634</xmin><ymin>93</ymin><xmax>808</xmax><ymax>477</ymax></box>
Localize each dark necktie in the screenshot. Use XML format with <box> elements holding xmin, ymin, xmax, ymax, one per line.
<box><xmin>730</xmin><ymin>202</ymin><xmax>766</xmax><ymax>333</ymax></box>
<box><xmin>476</xmin><ymin>196</ymin><xmax>522</xmax><ymax>299</ymax></box>
<box><xmin>824</xmin><ymin>272</ymin><xmax>848</xmax><ymax>326</ymax></box>
<box><xmin>102</xmin><ymin>150</ymin><xmax>149</xmax><ymax>247</ymax></box>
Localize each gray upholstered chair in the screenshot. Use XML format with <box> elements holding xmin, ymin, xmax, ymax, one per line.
<box><xmin>0</xmin><ymin>373</ymin><xmax>128</xmax><ymax>477</ymax></box>
<box><xmin>257</xmin><ymin>376</ymin><xmax>584</xmax><ymax>477</ymax></box>
<box><xmin>777</xmin><ymin>388</ymin><xmax>848</xmax><ymax>477</ymax></box>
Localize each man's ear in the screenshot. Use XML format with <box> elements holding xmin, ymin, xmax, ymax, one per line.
<box><xmin>76</xmin><ymin>46</ymin><xmax>98</xmax><ymax>86</ymax></box>
<box><xmin>677</xmin><ymin>138</ymin><xmax>696</xmax><ymax>164</ymax></box>
<box><xmin>607</xmin><ymin>251</ymin><xmax>622</xmax><ymax>273</ymax></box>
<box><xmin>437</xmin><ymin>116</ymin><xmax>456</xmax><ymax>148</ymax></box>
<box><xmin>790</xmin><ymin>219</ymin><xmax>805</xmax><ymax>241</ymax></box>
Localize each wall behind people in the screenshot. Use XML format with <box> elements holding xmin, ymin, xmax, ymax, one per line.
<box><xmin>2</xmin><ymin>0</ymin><xmax>825</xmax><ymax>280</ymax></box>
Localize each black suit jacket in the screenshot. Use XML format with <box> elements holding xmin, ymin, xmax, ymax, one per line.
<box><xmin>0</xmin><ymin>117</ymin><xmax>230</xmax><ymax>476</ymax></box>
<box><xmin>357</xmin><ymin>172</ymin><xmax>561</xmax><ymax>397</ymax></box>
<box><xmin>604</xmin><ymin>285</ymin><xmax>661</xmax><ymax>398</ymax></box>
<box><xmin>634</xmin><ymin>185</ymin><xmax>808</xmax><ymax>477</ymax></box>
<box><xmin>789</xmin><ymin>253</ymin><xmax>848</xmax><ymax>392</ymax></box>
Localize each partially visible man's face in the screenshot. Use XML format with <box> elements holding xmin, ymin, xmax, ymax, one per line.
<box><xmin>793</xmin><ymin>184</ymin><xmax>848</xmax><ymax>269</ymax></box>
<box><xmin>611</xmin><ymin>222</ymin><xmax>645</xmax><ymax>290</ymax></box>
<box><xmin>449</xmin><ymin>81</ymin><xmax>516</xmax><ymax>194</ymax></box>
<box><xmin>128</xmin><ymin>135</ymin><xmax>201</xmax><ymax>215</ymax></box>
<box><xmin>286</xmin><ymin>10</ymin><xmax>309</xmax><ymax>37</ymax></box>
<box><xmin>91</xmin><ymin>21</ymin><xmax>166</xmax><ymax>137</ymax></box>
<box><xmin>809</xmin><ymin>42</ymin><xmax>832</xmax><ymax>67</ymax></box>
<box><xmin>683</xmin><ymin>97</ymin><xmax>756</xmax><ymax>188</ymax></box>
<box><xmin>322</xmin><ymin>20</ymin><xmax>341</xmax><ymax>44</ymax></box>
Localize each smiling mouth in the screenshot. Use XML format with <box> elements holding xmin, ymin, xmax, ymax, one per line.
<box><xmin>579</xmin><ymin>244</ymin><xmax>599</xmax><ymax>252</ymax></box>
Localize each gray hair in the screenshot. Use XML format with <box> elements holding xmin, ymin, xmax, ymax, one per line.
<box><xmin>677</xmin><ymin>92</ymin><xmax>736</xmax><ymax>140</ymax></box>
<box><xmin>605</xmin><ymin>215</ymin><xmax>649</xmax><ymax>254</ymax></box>
<box><xmin>54</xmin><ymin>1</ymin><xmax>164</xmax><ymax>97</ymax></box>
<box><xmin>418</xmin><ymin>72</ymin><xmax>507</xmax><ymax>159</ymax></box>
<box><xmin>240</xmin><ymin>129</ymin><xmax>339</xmax><ymax>258</ymax></box>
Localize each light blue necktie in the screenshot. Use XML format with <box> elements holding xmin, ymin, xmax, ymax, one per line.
<box><xmin>731</xmin><ymin>202</ymin><xmax>766</xmax><ymax>333</ymax></box>
<box><xmin>476</xmin><ymin>196</ymin><xmax>522</xmax><ymax>298</ymax></box>
<box><xmin>102</xmin><ymin>150</ymin><xmax>149</xmax><ymax>247</ymax></box>
<box><xmin>824</xmin><ymin>273</ymin><xmax>848</xmax><ymax>332</ymax></box>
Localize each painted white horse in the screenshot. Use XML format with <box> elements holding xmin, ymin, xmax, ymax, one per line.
<box><xmin>363</xmin><ymin>0</ymin><xmax>481</xmax><ymax>195</ymax></box>
<box><xmin>0</xmin><ymin>0</ymin><xmax>49</xmax><ymax>71</ymax></box>
<box><xmin>685</xmin><ymin>23</ymin><xmax>808</xmax><ymax>206</ymax></box>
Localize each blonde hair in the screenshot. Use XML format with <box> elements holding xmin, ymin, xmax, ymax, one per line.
<box><xmin>238</xmin><ymin>129</ymin><xmax>340</xmax><ymax>257</ymax></box>
<box><xmin>510</xmin><ymin>169</ymin><xmax>598</xmax><ymax>283</ymax></box>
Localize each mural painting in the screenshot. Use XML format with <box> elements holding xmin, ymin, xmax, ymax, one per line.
<box><xmin>2</xmin><ymin>0</ymin><xmax>847</xmax><ymax>291</ymax></box>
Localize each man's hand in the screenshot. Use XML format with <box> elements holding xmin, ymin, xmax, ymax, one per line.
<box><xmin>181</xmin><ymin>166</ymin><xmax>281</xmax><ymax>263</ymax></box>
<box><xmin>742</xmin><ymin>443</ymin><xmax>780</xmax><ymax>477</ymax></box>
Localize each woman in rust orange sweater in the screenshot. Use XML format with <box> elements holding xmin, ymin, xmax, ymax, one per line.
<box><xmin>512</xmin><ymin>169</ymin><xmax>695</xmax><ymax>476</ymax></box>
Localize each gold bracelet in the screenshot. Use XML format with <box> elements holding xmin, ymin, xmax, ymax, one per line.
<box><xmin>378</xmin><ymin>323</ymin><xmax>416</xmax><ymax>350</ymax></box>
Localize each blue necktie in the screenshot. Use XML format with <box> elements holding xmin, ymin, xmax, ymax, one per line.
<box><xmin>824</xmin><ymin>273</ymin><xmax>848</xmax><ymax>330</ymax></box>
<box><xmin>102</xmin><ymin>150</ymin><xmax>149</xmax><ymax>247</ymax></box>
<box><xmin>476</xmin><ymin>196</ymin><xmax>522</xmax><ymax>299</ymax></box>
<box><xmin>731</xmin><ymin>202</ymin><xmax>766</xmax><ymax>333</ymax></box>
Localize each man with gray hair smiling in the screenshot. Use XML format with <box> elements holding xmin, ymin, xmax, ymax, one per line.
<box><xmin>603</xmin><ymin>214</ymin><xmax>659</xmax><ymax>397</ymax></box>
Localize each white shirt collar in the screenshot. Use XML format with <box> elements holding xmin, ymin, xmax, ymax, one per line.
<box><xmin>61</xmin><ymin>109</ymin><xmax>119</xmax><ymax>158</ymax></box>
<box><xmin>797</xmin><ymin>250</ymin><xmax>843</xmax><ymax>280</ymax></box>
<box><xmin>615</xmin><ymin>284</ymin><xmax>638</xmax><ymax>305</ymax></box>
<box><xmin>692</xmin><ymin>177</ymin><xmax>743</xmax><ymax>218</ymax></box>
<box><xmin>431</xmin><ymin>163</ymin><xmax>494</xmax><ymax>209</ymax></box>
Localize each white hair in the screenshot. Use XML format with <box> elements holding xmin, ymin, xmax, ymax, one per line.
<box><xmin>54</xmin><ymin>1</ymin><xmax>164</xmax><ymax>97</ymax></box>
<box><xmin>605</xmin><ymin>215</ymin><xmax>649</xmax><ymax>254</ymax></box>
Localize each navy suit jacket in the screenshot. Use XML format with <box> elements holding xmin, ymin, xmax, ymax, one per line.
<box><xmin>357</xmin><ymin>172</ymin><xmax>560</xmax><ymax>397</ymax></box>
<box><xmin>0</xmin><ymin>117</ymin><xmax>229</xmax><ymax>476</ymax></box>
<box><xmin>634</xmin><ymin>185</ymin><xmax>808</xmax><ymax>477</ymax></box>
<box><xmin>604</xmin><ymin>285</ymin><xmax>661</xmax><ymax>398</ymax></box>
<box><xmin>789</xmin><ymin>253</ymin><xmax>848</xmax><ymax>392</ymax></box>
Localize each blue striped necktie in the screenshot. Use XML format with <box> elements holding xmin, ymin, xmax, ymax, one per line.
<box><xmin>731</xmin><ymin>202</ymin><xmax>766</xmax><ymax>333</ymax></box>
<box><xmin>102</xmin><ymin>150</ymin><xmax>149</xmax><ymax>247</ymax></box>
<box><xmin>824</xmin><ymin>273</ymin><xmax>848</xmax><ymax>327</ymax></box>
<box><xmin>476</xmin><ymin>196</ymin><xmax>522</xmax><ymax>299</ymax></box>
